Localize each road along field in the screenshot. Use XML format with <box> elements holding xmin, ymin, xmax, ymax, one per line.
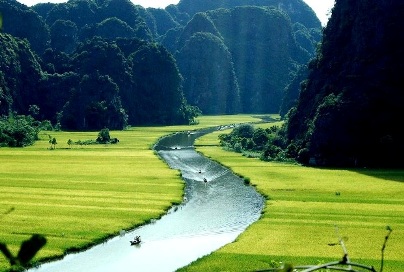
<box><xmin>0</xmin><ymin>115</ymin><xmax>261</xmax><ymax>271</ymax></box>
<box><xmin>180</xmin><ymin>126</ymin><xmax>404</xmax><ymax>272</ymax></box>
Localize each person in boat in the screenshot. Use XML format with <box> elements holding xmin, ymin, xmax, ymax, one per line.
<box><xmin>198</xmin><ymin>169</ymin><xmax>202</xmax><ymax>174</ymax></box>
<box><xmin>131</xmin><ymin>236</ymin><xmax>141</xmax><ymax>244</ymax></box>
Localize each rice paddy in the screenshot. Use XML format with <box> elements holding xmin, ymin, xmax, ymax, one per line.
<box><xmin>181</xmin><ymin>126</ymin><xmax>404</xmax><ymax>272</ymax></box>
<box><xmin>2</xmin><ymin>115</ymin><xmax>402</xmax><ymax>272</ymax></box>
<box><xmin>0</xmin><ymin>115</ymin><xmax>260</xmax><ymax>271</ymax></box>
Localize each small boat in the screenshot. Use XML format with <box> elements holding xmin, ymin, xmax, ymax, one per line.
<box><xmin>130</xmin><ymin>236</ymin><xmax>141</xmax><ymax>246</ymax></box>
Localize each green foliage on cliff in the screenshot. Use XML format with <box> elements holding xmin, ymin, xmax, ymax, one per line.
<box><xmin>177</xmin><ymin>32</ymin><xmax>240</xmax><ymax>114</ymax></box>
<box><xmin>0</xmin><ymin>0</ymin><xmax>320</xmax><ymax>132</ymax></box>
<box><xmin>286</xmin><ymin>0</ymin><xmax>404</xmax><ymax>167</ymax></box>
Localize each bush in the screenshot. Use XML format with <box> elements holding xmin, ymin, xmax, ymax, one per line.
<box><xmin>219</xmin><ymin>123</ymin><xmax>293</xmax><ymax>163</ymax></box>
<box><xmin>234</xmin><ymin>142</ymin><xmax>242</xmax><ymax>153</ymax></box>
<box><xmin>231</xmin><ymin>124</ymin><xmax>254</xmax><ymax>138</ymax></box>
<box><xmin>96</xmin><ymin>128</ymin><xmax>111</xmax><ymax>144</ymax></box>
<box><xmin>0</xmin><ymin>115</ymin><xmax>39</xmax><ymax>147</ymax></box>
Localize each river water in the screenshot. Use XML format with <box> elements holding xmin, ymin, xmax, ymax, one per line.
<box><xmin>30</xmin><ymin>128</ymin><xmax>264</xmax><ymax>272</ymax></box>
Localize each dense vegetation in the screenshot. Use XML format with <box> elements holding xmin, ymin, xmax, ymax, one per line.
<box><xmin>219</xmin><ymin>123</ymin><xmax>290</xmax><ymax>162</ymax></box>
<box><xmin>286</xmin><ymin>0</ymin><xmax>404</xmax><ymax>167</ymax></box>
<box><xmin>0</xmin><ymin>115</ymin><xmax>40</xmax><ymax>147</ymax></box>
<box><xmin>0</xmin><ymin>31</ymin><xmax>198</xmax><ymax>130</ymax></box>
<box><xmin>174</xmin><ymin>6</ymin><xmax>318</xmax><ymax>114</ymax></box>
<box><xmin>0</xmin><ymin>0</ymin><xmax>321</xmax><ymax>133</ymax></box>
<box><xmin>220</xmin><ymin>0</ymin><xmax>404</xmax><ymax>168</ymax></box>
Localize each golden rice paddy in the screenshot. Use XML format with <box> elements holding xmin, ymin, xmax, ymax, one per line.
<box><xmin>179</xmin><ymin>126</ymin><xmax>404</xmax><ymax>272</ymax></box>
<box><xmin>0</xmin><ymin>115</ymin><xmax>260</xmax><ymax>271</ymax></box>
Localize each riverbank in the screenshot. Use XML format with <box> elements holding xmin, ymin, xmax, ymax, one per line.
<box><xmin>27</xmin><ymin>127</ymin><xmax>264</xmax><ymax>272</ymax></box>
<box><xmin>181</xmin><ymin>126</ymin><xmax>404</xmax><ymax>271</ymax></box>
<box><xmin>0</xmin><ymin>115</ymin><xmax>261</xmax><ymax>272</ymax></box>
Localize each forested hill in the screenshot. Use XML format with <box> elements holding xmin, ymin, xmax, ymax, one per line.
<box><xmin>175</xmin><ymin>0</ymin><xmax>320</xmax><ymax>28</ymax></box>
<box><xmin>286</xmin><ymin>0</ymin><xmax>404</xmax><ymax>167</ymax></box>
<box><xmin>175</xmin><ymin>6</ymin><xmax>313</xmax><ymax>114</ymax></box>
<box><xmin>0</xmin><ymin>0</ymin><xmax>321</xmax><ymax>130</ymax></box>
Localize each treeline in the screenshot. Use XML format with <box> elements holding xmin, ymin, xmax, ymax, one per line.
<box><xmin>0</xmin><ymin>0</ymin><xmax>321</xmax><ymax>132</ymax></box>
<box><xmin>219</xmin><ymin>123</ymin><xmax>290</xmax><ymax>162</ymax></box>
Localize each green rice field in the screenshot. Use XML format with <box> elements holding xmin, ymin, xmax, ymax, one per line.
<box><xmin>2</xmin><ymin>115</ymin><xmax>403</xmax><ymax>271</ymax></box>
<box><xmin>180</xmin><ymin>126</ymin><xmax>404</xmax><ymax>271</ymax></box>
<box><xmin>0</xmin><ymin>115</ymin><xmax>261</xmax><ymax>271</ymax></box>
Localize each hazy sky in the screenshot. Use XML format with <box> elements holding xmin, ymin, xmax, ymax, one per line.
<box><xmin>17</xmin><ymin>0</ymin><xmax>335</xmax><ymax>26</ymax></box>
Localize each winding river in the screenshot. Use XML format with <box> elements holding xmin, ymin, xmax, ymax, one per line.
<box><xmin>30</xmin><ymin>128</ymin><xmax>264</xmax><ymax>272</ymax></box>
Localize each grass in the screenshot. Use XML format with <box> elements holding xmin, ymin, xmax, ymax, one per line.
<box><xmin>0</xmin><ymin>115</ymin><xmax>262</xmax><ymax>271</ymax></box>
<box><xmin>179</xmin><ymin>125</ymin><xmax>404</xmax><ymax>272</ymax></box>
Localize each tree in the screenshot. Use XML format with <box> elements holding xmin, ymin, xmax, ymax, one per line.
<box><xmin>252</xmin><ymin>128</ymin><xmax>269</xmax><ymax>149</ymax></box>
<box><xmin>96</xmin><ymin>128</ymin><xmax>111</xmax><ymax>144</ymax></box>
<box><xmin>49</xmin><ymin>137</ymin><xmax>57</xmax><ymax>149</ymax></box>
<box><xmin>67</xmin><ymin>139</ymin><xmax>73</xmax><ymax>148</ymax></box>
<box><xmin>231</xmin><ymin>124</ymin><xmax>254</xmax><ymax>139</ymax></box>
<box><xmin>0</xmin><ymin>115</ymin><xmax>39</xmax><ymax>147</ymax></box>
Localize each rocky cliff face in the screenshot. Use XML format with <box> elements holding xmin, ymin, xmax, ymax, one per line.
<box><xmin>0</xmin><ymin>33</ymin><xmax>42</xmax><ymax>115</ymax></box>
<box><xmin>287</xmin><ymin>0</ymin><xmax>404</xmax><ymax>167</ymax></box>
<box><xmin>0</xmin><ymin>0</ymin><xmax>323</xmax><ymax>126</ymax></box>
<box><xmin>175</xmin><ymin>6</ymin><xmax>312</xmax><ymax>114</ymax></box>
<box><xmin>175</xmin><ymin>0</ymin><xmax>321</xmax><ymax>28</ymax></box>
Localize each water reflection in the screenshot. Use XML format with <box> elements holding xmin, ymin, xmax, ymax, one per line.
<box><xmin>30</xmin><ymin>129</ymin><xmax>264</xmax><ymax>272</ymax></box>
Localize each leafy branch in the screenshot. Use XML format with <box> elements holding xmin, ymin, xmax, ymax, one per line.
<box><xmin>1</xmin><ymin>208</ymin><xmax>47</xmax><ymax>270</ymax></box>
<box><xmin>0</xmin><ymin>235</ymin><xmax>47</xmax><ymax>268</ymax></box>
<box><xmin>380</xmin><ymin>226</ymin><xmax>392</xmax><ymax>272</ymax></box>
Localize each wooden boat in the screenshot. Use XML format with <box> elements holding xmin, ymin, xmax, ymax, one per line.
<box><xmin>130</xmin><ymin>236</ymin><xmax>141</xmax><ymax>245</ymax></box>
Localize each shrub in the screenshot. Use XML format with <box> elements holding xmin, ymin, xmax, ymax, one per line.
<box><xmin>0</xmin><ymin>115</ymin><xmax>39</xmax><ymax>147</ymax></box>
<box><xmin>96</xmin><ymin>128</ymin><xmax>111</xmax><ymax>144</ymax></box>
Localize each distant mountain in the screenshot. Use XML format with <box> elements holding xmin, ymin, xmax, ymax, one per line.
<box><xmin>175</xmin><ymin>6</ymin><xmax>310</xmax><ymax>114</ymax></box>
<box><xmin>0</xmin><ymin>0</ymin><xmax>49</xmax><ymax>53</ymax></box>
<box><xmin>0</xmin><ymin>33</ymin><xmax>42</xmax><ymax>115</ymax></box>
<box><xmin>286</xmin><ymin>0</ymin><xmax>404</xmax><ymax>167</ymax></box>
<box><xmin>175</xmin><ymin>0</ymin><xmax>320</xmax><ymax>29</ymax></box>
<box><xmin>177</xmin><ymin>31</ymin><xmax>240</xmax><ymax>114</ymax></box>
<box><xmin>0</xmin><ymin>0</ymin><xmax>322</xmax><ymax>129</ymax></box>
<box><xmin>158</xmin><ymin>0</ymin><xmax>322</xmax><ymax>114</ymax></box>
